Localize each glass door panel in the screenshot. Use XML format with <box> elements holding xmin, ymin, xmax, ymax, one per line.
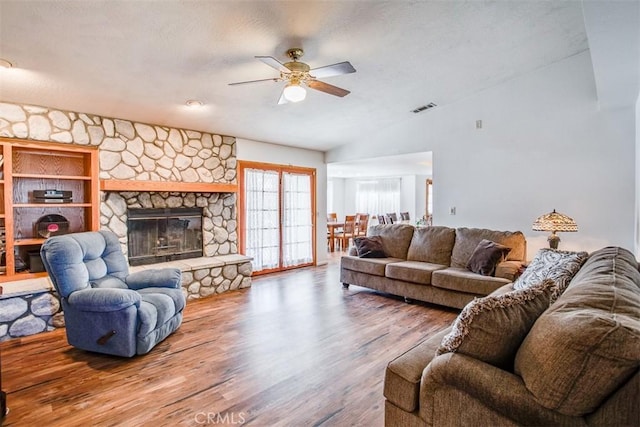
<box><xmin>282</xmin><ymin>172</ymin><xmax>313</xmax><ymax>268</ymax></box>
<box><xmin>244</xmin><ymin>168</ymin><xmax>280</xmax><ymax>272</ymax></box>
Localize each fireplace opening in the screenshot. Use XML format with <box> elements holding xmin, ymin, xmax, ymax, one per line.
<box><xmin>127</xmin><ymin>207</ymin><xmax>203</xmax><ymax>266</ymax></box>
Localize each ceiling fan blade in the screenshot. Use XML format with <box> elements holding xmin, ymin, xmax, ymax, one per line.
<box><xmin>310</xmin><ymin>61</ymin><xmax>356</xmax><ymax>79</ymax></box>
<box><xmin>308</xmin><ymin>80</ymin><xmax>351</xmax><ymax>97</ymax></box>
<box><xmin>277</xmin><ymin>90</ymin><xmax>288</xmax><ymax>105</ymax></box>
<box><xmin>228</xmin><ymin>77</ymin><xmax>279</xmax><ymax>86</ymax></box>
<box><xmin>256</xmin><ymin>56</ymin><xmax>291</xmax><ymax>74</ymax></box>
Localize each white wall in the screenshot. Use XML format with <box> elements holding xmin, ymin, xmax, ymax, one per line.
<box><xmin>327</xmin><ymin>52</ymin><xmax>636</xmax><ymax>258</ymax></box>
<box><xmin>342</xmin><ymin>178</ymin><xmax>358</xmax><ymax>217</ymax></box>
<box><xmin>415</xmin><ymin>174</ymin><xmax>431</xmax><ymax>221</ymax></box>
<box><xmin>400</xmin><ymin>175</ymin><xmax>416</xmax><ymax>222</ymax></box>
<box><xmin>328</xmin><ymin>177</ymin><xmax>347</xmax><ymax>220</ymax></box>
<box><xmin>236</xmin><ymin>138</ymin><xmax>328</xmax><ymax>265</ymax></box>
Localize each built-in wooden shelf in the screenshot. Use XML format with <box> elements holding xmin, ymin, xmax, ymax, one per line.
<box><xmin>13</xmin><ymin>203</ymin><xmax>92</xmax><ymax>208</ymax></box>
<box><xmin>0</xmin><ymin>271</ymin><xmax>48</xmax><ymax>283</ymax></box>
<box><xmin>0</xmin><ymin>138</ymin><xmax>100</xmax><ymax>281</ymax></box>
<box><xmin>13</xmin><ymin>173</ymin><xmax>92</xmax><ymax>180</ymax></box>
<box><xmin>100</xmin><ymin>179</ymin><xmax>238</xmax><ymax>193</ymax></box>
<box><xmin>14</xmin><ymin>238</ymin><xmax>46</xmax><ymax>246</ymax></box>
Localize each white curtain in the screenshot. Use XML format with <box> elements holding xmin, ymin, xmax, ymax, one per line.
<box><xmin>355</xmin><ymin>178</ymin><xmax>401</xmax><ymax>216</ymax></box>
<box><xmin>282</xmin><ymin>172</ymin><xmax>313</xmax><ymax>267</ymax></box>
<box><xmin>244</xmin><ymin>168</ymin><xmax>280</xmax><ymax>271</ymax></box>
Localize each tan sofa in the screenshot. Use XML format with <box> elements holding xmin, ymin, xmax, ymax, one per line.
<box><xmin>384</xmin><ymin>246</ymin><xmax>640</xmax><ymax>426</ymax></box>
<box><xmin>340</xmin><ymin>224</ymin><xmax>527</xmax><ymax>309</ymax></box>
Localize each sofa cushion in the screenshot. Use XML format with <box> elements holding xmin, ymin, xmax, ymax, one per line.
<box><xmin>466</xmin><ymin>239</ymin><xmax>511</xmax><ymax>276</ymax></box>
<box><xmin>384</xmin><ymin>327</ymin><xmax>452</xmax><ymax>413</ymax></box>
<box><xmin>436</xmin><ymin>279</ymin><xmax>555</xmax><ymax>370</ymax></box>
<box><xmin>451</xmin><ymin>228</ymin><xmax>526</xmax><ymax>269</ymax></box>
<box><xmin>406</xmin><ymin>226</ymin><xmax>456</xmax><ymax>265</ymax></box>
<box><xmin>340</xmin><ymin>255</ymin><xmax>404</xmax><ymax>277</ymax></box>
<box><xmin>513</xmin><ymin>248</ymin><xmax>588</xmax><ymax>301</ymax></box>
<box><xmin>353</xmin><ymin>236</ymin><xmax>387</xmax><ymax>258</ymax></box>
<box><xmin>432</xmin><ymin>268</ymin><xmax>510</xmax><ymax>296</ymax></box>
<box><xmin>494</xmin><ymin>261</ymin><xmax>524</xmax><ymax>282</ymax></box>
<box><xmin>385</xmin><ymin>261</ymin><xmax>448</xmax><ymax>285</ymax></box>
<box><xmin>367</xmin><ymin>224</ymin><xmax>415</xmax><ymax>259</ymax></box>
<box><xmin>514</xmin><ymin>246</ymin><xmax>640</xmax><ymax>417</ymax></box>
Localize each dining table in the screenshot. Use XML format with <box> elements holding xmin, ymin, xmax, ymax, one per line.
<box><xmin>327</xmin><ymin>221</ymin><xmax>344</xmax><ymax>252</ymax></box>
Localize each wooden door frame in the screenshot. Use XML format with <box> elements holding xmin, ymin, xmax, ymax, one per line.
<box><xmin>238</xmin><ymin>160</ymin><xmax>316</xmax><ymax>275</ymax></box>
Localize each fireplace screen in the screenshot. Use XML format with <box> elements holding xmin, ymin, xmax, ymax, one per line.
<box><xmin>127</xmin><ymin>208</ymin><xmax>203</xmax><ymax>266</ymax></box>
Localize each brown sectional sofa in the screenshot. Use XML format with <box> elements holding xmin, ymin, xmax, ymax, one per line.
<box><xmin>384</xmin><ymin>246</ymin><xmax>640</xmax><ymax>426</ymax></box>
<box><xmin>340</xmin><ymin>224</ymin><xmax>527</xmax><ymax>309</ymax></box>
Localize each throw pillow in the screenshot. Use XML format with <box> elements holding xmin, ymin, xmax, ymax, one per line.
<box><xmin>353</xmin><ymin>236</ymin><xmax>387</xmax><ymax>258</ymax></box>
<box><xmin>436</xmin><ymin>279</ymin><xmax>555</xmax><ymax>370</ymax></box>
<box><xmin>513</xmin><ymin>248</ymin><xmax>588</xmax><ymax>301</ymax></box>
<box><xmin>466</xmin><ymin>239</ymin><xmax>511</xmax><ymax>276</ymax></box>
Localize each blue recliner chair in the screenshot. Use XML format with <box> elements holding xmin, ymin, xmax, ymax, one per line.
<box><xmin>40</xmin><ymin>230</ymin><xmax>186</xmax><ymax>357</ymax></box>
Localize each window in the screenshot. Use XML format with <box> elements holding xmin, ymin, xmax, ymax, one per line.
<box><xmin>355</xmin><ymin>178</ymin><xmax>401</xmax><ymax>216</ymax></box>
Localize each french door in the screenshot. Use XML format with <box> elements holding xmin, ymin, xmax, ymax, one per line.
<box><xmin>239</xmin><ymin>161</ymin><xmax>316</xmax><ymax>275</ymax></box>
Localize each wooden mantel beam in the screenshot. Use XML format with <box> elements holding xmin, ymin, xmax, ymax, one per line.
<box><xmin>100</xmin><ymin>179</ymin><xmax>238</xmax><ymax>193</ymax></box>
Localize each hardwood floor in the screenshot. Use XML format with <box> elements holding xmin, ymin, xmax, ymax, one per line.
<box><xmin>1</xmin><ymin>254</ymin><xmax>458</xmax><ymax>427</ymax></box>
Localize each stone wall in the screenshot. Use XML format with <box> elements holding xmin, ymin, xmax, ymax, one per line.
<box><xmin>0</xmin><ymin>101</ymin><xmax>252</xmax><ymax>339</ymax></box>
<box><xmin>0</xmin><ymin>102</ymin><xmax>237</xmax><ymax>184</ymax></box>
<box><xmin>182</xmin><ymin>260</ymin><xmax>252</xmax><ymax>299</ymax></box>
<box><xmin>0</xmin><ymin>292</ymin><xmax>63</xmax><ymax>341</ymax></box>
<box><xmin>0</xmin><ymin>101</ymin><xmax>239</xmax><ymax>258</ymax></box>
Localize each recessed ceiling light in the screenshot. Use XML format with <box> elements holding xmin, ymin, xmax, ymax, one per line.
<box><xmin>185</xmin><ymin>100</ymin><xmax>203</xmax><ymax>108</ymax></box>
<box><xmin>0</xmin><ymin>59</ymin><xmax>13</xmax><ymax>68</ymax></box>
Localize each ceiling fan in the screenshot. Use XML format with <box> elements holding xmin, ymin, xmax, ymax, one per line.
<box><xmin>229</xmin><ymin>48</ymin><xmax>356</xmax><ymax>104</ymax></box>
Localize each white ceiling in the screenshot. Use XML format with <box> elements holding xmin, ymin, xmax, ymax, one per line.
<box><xmin>0</xmin><ymin>1</ymin><xmax>589</xmax><ymax>153</ymax></box>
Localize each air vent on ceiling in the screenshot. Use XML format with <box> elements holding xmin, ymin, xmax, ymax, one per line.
<box><xmin>411</xmin><ymin>102</ymin><xmax>437</xmax><ymax>114</ymax></box>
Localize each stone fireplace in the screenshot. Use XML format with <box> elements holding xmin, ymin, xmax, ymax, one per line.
<box><xmin>127</xmin><ymin>207</ymin><xmax>204</xmax><ymax>266</ymax></box>
<box><xmin>100</xmin><ymin>189</ymin><xmax>250</xmax><ymax>300</ymax></box>
<box><xmin>0</xmin><ymin>102</ymin><xmax>253</xmax><ymax>341</ymax></box>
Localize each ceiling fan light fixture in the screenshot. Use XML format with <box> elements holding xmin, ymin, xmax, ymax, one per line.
<box><xmin>185</xmin><ymin>99</ymin><xmax>203</xmax><ymax>108</ymax></box>
<box><xmin>283</xmin><ymin>82</ymin><xmax>306</xmax><ymax>103</ymax></box>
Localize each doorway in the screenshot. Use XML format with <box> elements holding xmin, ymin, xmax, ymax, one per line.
<box><xmin>239</xmin><ymin>161</ymin><xmax>316</xmax><ymax>275</ymax></box>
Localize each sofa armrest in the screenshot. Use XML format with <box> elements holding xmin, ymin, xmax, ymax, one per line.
<box><xmin>125</xmin><ymin>268</ymin><xmax>182</xmax><ymax>290</ymax></box>
<box><xmin>67</xmin><ymin>288</ymin><xmax>141</xmax><ymax>312</ymax></box>
<box><xmin>419</xmin><ymin>353</ymin><xmax>582</xmax><ymax>426</ymax></box>
<box><xmin>495</xmin><ymin>261</ymin><xmax>524</xmax><ymax>281</ymax></box>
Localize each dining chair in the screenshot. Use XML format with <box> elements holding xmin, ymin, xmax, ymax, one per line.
<box><xmin>335</xmin><ymin>215</ymin><xmax>357</xmax><ymax>251</ymax></box>
<box><xmin>377</xmin><ymin>215</ymin><xmax>386</xmax><ymax>225</ymax></box>
<box><xmin>386</xmin><ymin>213</ymin><xmax>398</xmax><ymax>224</ymax></box>
<box><xmin>400</xmin><ymin>212</ymin><xmax>410</xmax><ymax>222</ymax></box>
<box><xmin>356</xmin><ymin>213</ymin><xmax>369</xmax><ymax>236</ymax></box>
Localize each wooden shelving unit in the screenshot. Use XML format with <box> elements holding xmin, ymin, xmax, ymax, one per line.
<box><xmin>0</xmin><ymin>138</ymin><xmax>99</xmax><ymax>282</ymax></box>
<box><xmin>100</xmin><ymin>179</ymin><xmax>238</xmax><ymax>193</ymax></box>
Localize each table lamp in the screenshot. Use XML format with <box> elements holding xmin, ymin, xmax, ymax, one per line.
<box><xmin>532</xmin><ymin>209</ymin><xmax>577</xmax><ymax>249</ymax></box>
